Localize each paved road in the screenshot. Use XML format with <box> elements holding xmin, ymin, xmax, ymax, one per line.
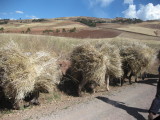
<box><xmin>39</xmin><ymin>78</ymin><xmax>158</xmax><ymax>120</ymax></box>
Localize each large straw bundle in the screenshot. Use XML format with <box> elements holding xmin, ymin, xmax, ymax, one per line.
<box><xmin>95</xmin><ymin>43</ymin><xmax>123</xmax><ymax>78</ymax></box>
<box><xmin>30</xmin><ymin>51</ymin><xmax>62</xmax><ymax>93</ymax></box>
<box><xmin>120</xmin><ymin>42</ymin><xmax>155</xmax><ymax>75</ymax></box>
<box><xmin>70</xmin><ymin>44</ymin><xmax>106</xmax><ymax>95</ymax></box>
<box><xmin>0</xmin><ymin>48</ymin><xmax>36</xmax><ymax>104</ymax></box>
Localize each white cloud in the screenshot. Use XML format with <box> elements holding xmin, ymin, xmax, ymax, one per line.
<box><xmin>123</xmin><ymin>3</ymin><xmax>160</xmax><ymax>20</ymax></box>
<box><xmin>123</xmin><ymin>4</ymin><xmax>137</xmax><ymax>18</ymax></box>
<box><xmin>26</xmin><ymin>15</ymin><xmax>39</xmax><ymax>19</ymax></box>
<box><xmin>124</xmin><ymin>0</ymin><xmax>133</xmax><ymax>5</ymax></box>
<box><xmin>137</xmin><ymin>3</ymin><xmax>160</xmax><ymax>20</ymax></box>
<box><xmin>89</xmin><ymin>0</ymin><xmax>114</xmax><ymax>7</ymax></box>
<box><xmin>15</xmin><ymin>11</ymin><xmax>24</xmax><ymax>14</ymax></box>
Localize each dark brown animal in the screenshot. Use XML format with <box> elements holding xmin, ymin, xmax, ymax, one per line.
<box><xmin>58</xmin><ymin>60</ymin><xmax>101</xmax><ymax>96</ymax></box>
<box><xmin>24</xmin><ymin>90</ymin><xmax>40</xmax><ymax>108</ymax></box>
<box><xmin>121</xmin><ymin>62</ymin><xmax>137</xmax><ymax>86</ymax></box>
<box><xmin>84</xmin><ymin>80</ymin><xmax>100</xmax><ymax>93</ymax></box>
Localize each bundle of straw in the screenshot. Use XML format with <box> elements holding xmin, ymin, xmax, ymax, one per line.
<box><xmin>0</xmin><ymin>48</ymin><xmax>36</xmax><ymax>102</ymax></box>
<box><xmin>70</xmin><ymin>43</ymin><xmax>106</xmax><ymax>87</ymax></box>
<box><xmin>120</xmin><ymin>42</ymin><xmax>155</xmax><ymax>74</ymax></box>
<box><xmin>30</xmin><ymin>51</ymin><xmax>62</xmax><ymax>93</ymax></box>
<box><xmin>95</xmin><ymin>43</ymin><xmax>123</xmax><ymax>78</ymax></box>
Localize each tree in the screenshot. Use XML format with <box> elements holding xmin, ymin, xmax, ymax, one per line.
<box><xmin>43</xmin><ymin>29</ymin><xmax>53</xmax><ymax>34</ymax></box>
<box><xmin>154</xmin><ymin>30</ymin><xmax>158</xmax><ymax>36</ymax></box>
<box><xmin>69</xmin><ymin>27</ymin><xmax>76</xmax><ymax>32</ymax></box>
<box><xmin>0</xmin><ymin>27</ymin><xmax>4</xmax><ymax>32</ymax></box>
<box><xmin>62</xmin><ymin>28</ymin><xmax>66</xmax><ymax>33</ymax></box>
<box><xmin>56</xmin><ymin>29</ymin><xmax>60</xmax><ymax>33</ymax></box>
<box><xmin>75</xmin><ymin>18</ymin><xmax>96</xmax><ymax>27</ymax></box>
<box><xmin>26</xmin><ymin>28</ymin><xmax>31</xmax><ymax>33</ymax></box>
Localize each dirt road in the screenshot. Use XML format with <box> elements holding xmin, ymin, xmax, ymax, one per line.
<box><xmin>1</xmin><ymin>78</ymin><xmax>158</xmax><ymax>120</ymax></box>
<box><xmin>38</xmin><ymin>78</ymin><xmax>158</xmax><ymax>120</ymax></box>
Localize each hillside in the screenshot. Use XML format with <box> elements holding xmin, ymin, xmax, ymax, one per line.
<box><xmin>0</xmin><ymin>17</ymin><xmax>160</xmax><ymax>39</ymax></box>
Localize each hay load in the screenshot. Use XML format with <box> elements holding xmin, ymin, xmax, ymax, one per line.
<box><xmin>70</xmin><ymin>43</ymin><xmax>106</xmax><ymax>96</ymax></box>
<box><xmin>31</xmin><ymin>51</ymin><xmax>62</xmax><ymax>93</ymax></box>
<box><xmin>120</xmin><ymin>42</ymin><xmax>155</xmax><ymax>85</ymax></box>
<box><xmin>0</xmin><ymin>47</ymin><xmax>36</xmax><ymax>109</ymax></box>
<box><xmin>95</xmin><ymin>43</ymin><xmax>123</xmax><ymax>90</ymax></box>
<box><xmin>95</xmin><ymin>43</ymin><xmax>123</xmax><ymax>78</ymax></box>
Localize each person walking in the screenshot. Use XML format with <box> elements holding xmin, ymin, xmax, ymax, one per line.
<box><xmin>148</xmin><ymin>65</ymin><xmax>160</xmax><ymax>120</ymax></box>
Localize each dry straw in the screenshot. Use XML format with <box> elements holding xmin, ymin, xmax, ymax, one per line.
<box><xmin>95</xmin><ymin>42</ymin><xmax>123</xmax><ymax>78</ymax></box>
<box><xmin>119</xmin><ymin>42</ymin><xmax>155</xmax><ymax>74</ymax></box>
<box><xmin>70</xmin><ymin>43</ymin><xmax>106</xmax><ymax>86</ymax></box>
<box><xmin>0</xmin><ymin>41</ymin><xmax>62</xmax><ymax>105</ymax></box>
<box><xmin>30</xmin><ymin>51</ymin><xmax>62</xmax><ymax>93</ymax></box>
<box><xmin>0</xmin><ymin>43</ymin><xmax>36</xmax><ymax>102</ymax></box>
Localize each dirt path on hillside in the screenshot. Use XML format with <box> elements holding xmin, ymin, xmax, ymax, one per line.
<box><xmin>98</xmin><ymin>27</ymin><xmax>160</xmax><ymax>41</ymax></box>
<box><xmin>1</xmin><ymin>77</ymin><xmax>159</xmax><ymax>120</ymax></box>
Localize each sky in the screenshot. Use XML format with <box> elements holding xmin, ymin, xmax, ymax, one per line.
<box><xmin>0</xmin><ymin>0</ymin><xmax>160</xmax><ymax>21</ymax></box>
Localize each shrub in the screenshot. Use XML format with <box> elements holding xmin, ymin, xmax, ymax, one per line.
<box><xmin>56</xmin><ymin>29</ymin><xmax>60</xmax><ymax>33</ymax></box>
<box><xmin>26</xmin><ymin>28</ymin><xmax>31</xmax><ymax>33</ymax></box>
<box><xmin>62</xmin><ymin>28</ymin><xmax>66</xmax><ymax>33</ymax></box>
<box><xmin>69</xmin><ymin>27</ymin><xmax>76</xmax><ymax>33</ymax></box>
<box><xmin>112</xmin><ymin>18</ymin><xmax>143</xmax><ymax>24</ymax></box>
<box><xmin>75</xmin><ymin>18</ymin><xmax>96</xmax><ymax>27</ymax></box>
<box><xmin>43</xmin><ymin>30</ymin><xmax>54</xmax><ymax>34</ymax></box>
<box><xmin>0</xmin><ymin>27</ymin><xmax>4</xmax><ymax>32</ymax></box>
<box><xmin>32</xmin><ymin>19</ymin><xmax>47</xmax><ymax>22</ymax></box>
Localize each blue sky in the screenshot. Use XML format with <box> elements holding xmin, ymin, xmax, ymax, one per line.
<box><xmin>0</xmin><ymin>0</ymin><xmax>160</xmax><ymax>20</ymax></box>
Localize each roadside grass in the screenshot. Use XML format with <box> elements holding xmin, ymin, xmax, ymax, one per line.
<box><xmin>40</xmin><ymin>92</ymin><xmax>61</xmax><ymax>104</ymax></box>
<box><xmin>0</xmin><ymin>33</ymin><xmax>159</xmax><ymax>54</ymax></box>
<box><xmin>0</xmin><ymin>33</ymin><xmax>82</xmax><ymax>54</ymax></box>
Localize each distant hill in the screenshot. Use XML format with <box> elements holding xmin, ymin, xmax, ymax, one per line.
<box><xmin>0</xmin><ymin>16</ymin><xmax>159</xmax><ymax>39</ymax></box>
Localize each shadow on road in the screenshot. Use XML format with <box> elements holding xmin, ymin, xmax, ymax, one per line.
<box><xmin>96</xmin><ymin>96</ymin><xmax>147</xmax><ymax>120</ymax></box>
<box><xmin>137</xmin><ymin>73</ymin><xmax>159</xmax><ymax>86</ymax></box>
<box><xmin>138</xmin><ymin>78</ymin><xmax>158</xmax><ymax>86</ymax></box>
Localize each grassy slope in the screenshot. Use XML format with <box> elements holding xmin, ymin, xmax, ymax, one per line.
<box><xmin>0</xmin><ymin>33</ymin><xmax>159</xmax><ymax>54</ymax></box>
